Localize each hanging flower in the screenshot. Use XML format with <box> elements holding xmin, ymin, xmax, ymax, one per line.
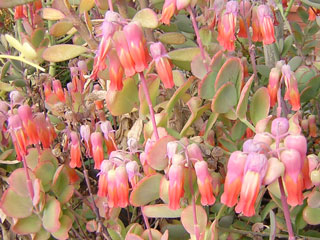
<box><xmin>70</xmin><ymin>132</ymin><xmax>82</xmax><ymax>168</ymax></box>
<box><xmin>160</xmin><ymin>0</ymin><xmax>176</xmax><ymax>25</ymax></box>
<box><xmin>168</xmin><ymin>156</ymin><xmax>185</xmax><ymax>210</ymax></box>
<box><xmin>282</xmin><ymin>64</ymin><xmax>301</xmax><ymax>111</ymax></box>
<box><xmin>257</xmin><ymin>5</ymin><xmax>275</xmax><ymax>45</ymax></box>
<box><xmin>267</xmin><ymin>66</ymin><xmax>282</xmax><ymax>108</ymax></box>
<box><xmin>238</xmin><ymin>0</ymin><xmax>251</xmax><ymax>38</ymax></box>
<box><xmin>195</xmin><ymin>161</ymin><xmax>215</xmax><ymax>206</ymax></box>
<box><xmin>18</xmin><ymin>105</ymin><xmax>39</xmax><ymax>145</ymax></box>
<box><xmin>252</xmin><ymin>6</ymin><xmax>263</xmax><ymax>42</ymax></box>
<box><xmin>91</xmin><ymin>132</ymin><xmax>104</xmax><ymax>169</ymax></box>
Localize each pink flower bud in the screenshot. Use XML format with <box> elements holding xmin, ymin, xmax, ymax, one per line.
<box><xmin>187</xmin><ymin>143</ymin><xmax>204</xmax><ymax>162</ymax></box>
<box><xmin>176</xmin><ymin>0</ymin><xmax>191</xmax><ymax>10</ymax></box>
<box><xmin>126</xmin><ymin>161</ymin><xmax>139</xmax><ymax>187</ymax></box>
<box><xmin>221</xmin><ymin>151</ymin><xmax>247</xmax><ymax>207</ymax></box>
<box><xmin>271</xmin><ymin>117</ymin><xmax>289</xmax><ymax>136</ymax></box>
<box><xmin>281</xmin><ymin>149</ymin><xmax>303</xmax><ymax>206</ymax></box>
<box><xmin>307</xmin><ymin>154</ymin><xmax>319</xmax><ymax>173</ymax></box>
<box><xmin>284</xmin><ymin>134</ymin><xmax>307</xmax><ymax>162</ymax></box>
<box><xmin>167</xmin><ymin>141</ymin><xmax>179</xmax><ymax>162</ymax></box>
<box><xmin>91</xmin><ymin>132</ymin><xmax>104</xmax><ymax>169</ymax></box>
<box><xmin>243</xmin><ymin>139</ymin><xmax>260</xmax><ymax>153</ymax></box>
<box><xmin>195</xmin><ymin>161</ymin><xmax>215</xmax><ymax>206</ymax></box>
<box><xmin>263</xmin><ymin>157</ymin><xmax>285</xmax><ymax>185</ymax></box>
<box><xmin>310</xmin><ymin>170</ymin><xmax>320</xmax><ymax>186</ymax></box>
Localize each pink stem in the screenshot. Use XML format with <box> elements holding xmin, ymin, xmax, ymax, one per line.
<box><xmin>187</xmin><ymin>6</ymin><xmax>209</xmax><ymax>71</ymax></box>
<box><xmin>108</xmin><ymin>0</ymin><xmax>114</xmax><ymax>12</ymax></box>
<box><xmin>142</xmin><ymin>210</ymin><xmax>153</xmax><ymax>240</ymax></box>
<box><xmin>22</xmin><ymin>155</ymin><xmax>34</xmax><ymax>200</ymax></box>
<box><xmin>139</xmin><ymin>72</ymin><xmax>159</xmax><ymax>140</ymax></box>
<box><xmin>185</xmin><ymin>148</ymin><xmax>200</xmax><ymax>240</ymax></box>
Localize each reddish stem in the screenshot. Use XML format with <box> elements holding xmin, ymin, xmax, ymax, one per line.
<box><xmin>142</xmin><ymin>209</ymin><xmax>153</xmax><ymax>240</ymax></box>
<box><xmin>185</xmin><ymin>148</ymin><xmax>200</xmax><ymax>240</ymax></box>
<box><xmin>108</xmin><ymin>0</ymin><xmax>114</xmax><ymax>12</ymax></box>
<box><xmin>22</xmin><ymin>155</ymin><xmax>34</xmax><ymax>200</ymax></box>
<box><xmin>187</xmin><ymin>6</ymin><xmax>209</xmax><ymax>71</ymax></box>
<box><xmin>139</xmin><ymin>72</ymin><xmax>159</xmax><ymax>140</ymax></box>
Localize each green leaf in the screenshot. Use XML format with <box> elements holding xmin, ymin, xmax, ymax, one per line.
<box><xmin>230</xmin><ymin>120</ymin><xmax>247</xmax><ymax>141</ymax></box>
<box><xmin>132</xmin><ymin>8</ymin><xmax>159</xmax><ymax>28</ymax></box>
<box><xmin>181</xmin><ymin>205</ymin><xmax>207</xmax><ymax>235</ymax></box>
<box><xmin>288</xmin><ymin>56</ymin><xmax>303</xmax><ymax>72</ymax></box>
<box><xmin>0</xmin><ymin>0</ymin><xmax>34</xmax><ymax>8</ymax></box>
<box><xmin>42</xmin><ymin>44</ymin><xmax>88</xmax><ymax>62</ymax></box>
<box><xmin>236</xmin><ymin>75</ymin><xmax>254</xmax><ymax>120</ymax></box>
<box><xmin>130</xmin><ymin>174</ymin><xmax>163</xmax><ymax>206</ymax></box>
<box><xmin>256</xmin><ymin>65</ymin><xmax>271</xmax><ymax>78</ymax></box>
<box><xmin>79</xmin><ymin>0</ymin><xmax>95</xmax><ymax>13</ymax></box>
<box><xmin>34</xmin><ymin>161</ymin><xmax>56</xmax><ymax>192</ymax></box>
<box><xmin>168</xmin><ymin>48</ymin><xmax>200</xmax><ymax>71</ymax></box>
<box><xmin>211</xmin><ymin>82</ymin><xmax>237</xmax><ymax>114</ymax></box>
<box><xmin>106</xmin><ymin>78</ymin><xmax>139</xmax><ymax>116</ymax></box>
<box><xmin>12</xmin><ymin>214</ymin><xmax>42</xmax><ymax>235</ymax></box>
<box><xmin>8</xmin><ymin>168</ymin><xmax>35</xmax><ymax>197</ymax></box>
<box><xmin>191</xmin><ymin>53</ymin><xmax>209</xmax><ymax>80</ymax></box>
<box><xmin>146</xmin><ymin>136</ymin><xmax>175</xmax><ymax>170</ymax></box>
<box><xmin>41</xmin><ymin>8</ymin><xmax>65</xmax><ymax>20</ymax></box>
<box><xmin>303</xmin><ymin>206</ymin><xmax>320</xmax><ymax>225</ymax></box>
<box><xmin>301</xmin><ymin>0</ymin><xmax>320</xmax><ymax>9</ymax></box>
<box><xmin>52</xmin><ymin>215</ymin><xmax>73</xmax><ymax>240</ymax></box>
<box><xmin>250</xmin><ymin>87</ymin><xmax>270</xmax><ymax>125</ymax></box>
<box><xmin>281</xmin><ymin>35</ymin><xmax>294</xmax><ymax>56</ymax></box>
<box><xmin>198</xmin><ymin>50</ymin><xmax>225</xmax><ymax>99</ymax></box>
<box><xmin>42</xmin><ymin>197</ymin><xmax>61</xmax><ymax>232</ymax></box>
<box><xmin>0</xmin><ymin>188</ymin><xmax>33</xmax><ymax>218</ymax></box>
<box><xmin>143</xmin><ymin>204</ymin><xmax>183</xmax><ymax>218</ymax></box>
<box><xmin>218</xmin><ymin>137</ymin><xmax>238</xmax><ymax>152</ymax></box>
<box><xmin>159</xmin><ymin>32</ymin><xmax>186</xmax><ymax>45</ymax></box>
<box><xmin>49</xmin><ymin>20</ymin><xmax>74</xmax><ymax>37</ymax></box>
<box><xmin>214</xmin><ymin>57</ymin><xmax>243</xmax><ymax>99</ymax></box>
<box><xmin>269</xmin><ymin>210</ymin><xmax>276</xmax><ymax>240</ymax></box>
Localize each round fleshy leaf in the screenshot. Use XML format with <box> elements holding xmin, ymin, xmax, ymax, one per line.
<box><xmin>79</xmin><ymin>0</ymin><xmax>95</xmax><ymax>13</ymax></box>
<box><xmin>211</xmin><ymin>82</ymin><xmax>237</xmax><ymax>114</ymax></box>
<box><xmin>214</xmin><ymin>57</ymin><xmax>243</xmax><ymax>97</ymax></box>
<box><xmin>168</xmin><ymin>48</ymin><xmax>200</xmax><ymax>71</ymax></box>
<box><xmin>303</xmin><ymin>206</ymin><xmax>320</xmax><ymax>225</ymax></box>
<box><xmin>126</xmin><ymin>233</ymin><xmax>144</xmax><ymax>240</ymax></box>
<box><xmin>307</xmin><ymin>190</ymin><xmax>320</xmax><ymax>208</ymax></box>
<box><xmin>159</xmin><ymin>32</ymin><xmax>186</xmax><ymax>45</ymax></box>
<box><xmin>288</xmin><ymin>56</ymin><xmax>303</xmax><ymax>72</ymax></box>
<box><xmin>106</xmin><ymin>78</ymin><xmax>139</xmax><ymax>116</ymax></box>
<box><xmin>181</xmin><ymin>205</ymin><xmax>207</xmax><ymax>235</ymax></box>
<box><xmin>236</xmin><ymin>75</ymin><xmax>254</xmax><ymax>120</ymax></box>
<box><xmin>130</xmin><ymin>174</ymin><xmax>163</xmax><ymax>206</ymax></box>
<box><xmin>132</xmin><ymin>8</ymin><xmax>159</xmax><ymax>28</ymax></box>
<box><xmin>0</xmin><ymin>188</ymin><xmax>33</xmax><ymax>218</ymax></box>
<box><xmin>139</xmin><ymin>75</ymin><xmax>160</xmax><ymax>116</ymax></box>
<box><xmin>42</xmin><ymin>44</ymin><xmax>88</xmax><ymax>62</ymax></box>
<box><xmin>142</xmin><ymin>229</ymin><xmax>162</xmax><ymax>240</ymax></box>
<box><xmin>250</xmin><ymin>87</ymin><xmax>270</xmax><ymax>125</ymax></box>
<box><xmin>146</xmin><ymin>135</ymin><xmax>175</xmax><ymax>170</ymax></box>
<box><xmin>142</xmin><ymin>204</ymin><xmax>183</xmax><ymax>218</ymax></box>
<box><xmin>34</xmin><ymin>161</ymin><xmax>56</xmax><ymax>192</ymax></box>
<box><xmin>41</xmin><ymin>8</ymin><xmax>65</xmax><ymax>20</ymax></box>
<box><xmin>49</xmin><ymin>20</ymin><xmax>73</xmax><ymax>37</ymax></box>
<box><xmin>52</xmin><ymin>215</ymin><xmax>73</xmax><ymax>240</ymax></box>
<box><xmin>8</xmin><ymin>168</ymin><xmax>36</xmax><ymax>197</ymax></box>
<box><xmin>32</xmin><ymin>227</ymin><xmax>51</xmax><ymax>240</ymax></box>
<box><xmin>191</xmin><ymin>53</ymin><xmax>210</xmax><ymax>80</ymax></box>
<box><xmin>42</xmin><ymin>197</ymin><xmax>61</xmax><ymax>233</ymax></box>
<box><xmin>12</xmin><ymin>214</ymin><xmax>41</xmax><ymax>234</ymax></box>
<box><xmin>198</xmin><ymin>50</ymin><xmax>225</xmax><ymax>99</ymax></box>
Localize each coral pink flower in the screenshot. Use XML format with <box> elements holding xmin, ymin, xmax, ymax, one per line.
<box><xmin>176</xmin><ymin>0</ymin><xmax>190</xmax><ymax>10</ymax></box>
<box><xmin>91</xmin><ymin>21</ymin><xmax>114</xmax><ymax>79</ymax></box>
<box><xmin>113</xmin><ymin>30</ymin><xmax>136</xmax><ymax>77</ymax></box>
<box><xmin>238</xmin><ymin>0</ymin><xmax>251</xmax><ymax>38</ymax></box>
<box><xmin>100</xmin><ymin>121</ymin><xmax>117</xmax><ymax>155</ymax></box>
<box><xmin>217</xmin><ymin>1</ymin><xmax>238</xmax><ymax>51</ymax></box>
<box><xmin>280</xmin><ymin>149</ymin><xmax>304</xmax><ymax>206</ymax></box>
<box><xmin>14</xmin><ymin>5</ymin><xmax>26</xmax><ymax>19</ymax></box>
<box><xmin>160</xmin><ymin>0</ymin><xmax>176</xmax><ymax>25</ymax></box>
<box><xmin>252</xmin><ymin>6</ymin><xmax>263</xmax><ymax>42</ymax></box>
<box><xmin>235</xmin><ymin>153</ymin><xmax>267</xmax><ymax>217</ymax></box>
<box><xmin>257</xmin><ymin>5</ymin><xmax>275</xmax><ymax>45</ymax></box>
<box><xmin>98</xmin><ymin>161</ymin><xmax>112</xmax><ymax>197</ymax></box>
<box><xmin>282</xmin><ymin>64</ymin><xmax>301</xmax><ymax>111</ymax></box>
<box><xmin>308</xmin><ymin>7</ymin><xmax>320</xmax><ymax>21</ymax></box>
<box><xmin>116</xmin><ymin>166</ymin><xmax>129</xmax><ymax>208</ymax></box>
<box><xmin>34</xmin><ymin>114</ymin><xmax>51</xmax><ymax>148</ymax></box>
<box><xmin>150</xmin><ymin>42</ymin><xmax>174</xmax><ymax>89</ymax></box>
<box><xmin>90</xmin><ymin>132</ymin><xmax>104</xmax><ymax>169</ymax></box>
<box><xmin>80</xmin><ymin>125</ymin><xmax>92</xmax><ymax>157</ymax></box>
<box><xmin>108</xmin><ymin>49</ymin><xmax>124</xmax><ymax>91</ymax></box>
<box><xmin>187</xmin><ymin>143</ymin><xmax>204</xmax><ymax>162</ymax></box>
<box><xmin>221</xmin><ymin>151</ymin><xmax>247</xmax><ymax>207</ymax></box>
<box><xmin>123</xmin><ymin>22</ymin><xmax>149</xmax><ymax>73</ymax></box>
<box><xmin>168</xmin><ymin>163</ymin><xmax>185</xmax><ymax>210</ymax></box>
<box><xmin>8</xmin><ymin>115</ymin><xmax>28</xmax><ymax>157</ymax></box>
<box><xmin>70</xmin><ymin>132</ymin><xmax>81</xmax><ymax>168</ymax></box>
<box><xmin>107</xmin><ymin>169</ymin><xmax>117</xmax><ymax>207</ymax></box>
<box><xmin>52</xmin><ymin>80</ymin><xmax>65</xmax><ymax>102</ymax></box>
<box><xmin>195</xmin><ymin>161</ymin><xmax>215</xmax><ymax>206</ymax></box>
<box><xmin>126</xmin><ymin>161</ymin><xmax>139</xmax><ymax>187</ymax></box>
<box><xmin>18</xmin><ymin>105</ymin><xmax>39</xmax><ymax>145</ymax></box>
<box><xmin>267</xmin><ymin>67</ymin><xmax>282</xmax><ymax>108</ymax></box>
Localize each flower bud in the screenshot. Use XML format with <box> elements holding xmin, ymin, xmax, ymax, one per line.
<box><xmin>263</xmin><ymin>157</ymin><xmax>285</xmax><ymax>185</ymax></box>
<box><xmin>187</xmin><ymin>143</ymin><xmax>203</xmax><ymax>162</ymax></box>
<box><xmin>308</xmin><ymin>115</ymin><xmax>317</xmax><ymax>137</ymax></box>
<box><xmin>271</xmin><ymin>117</ymin><xmax>289</xmax><ymax>136</ymax></box>
<box><xmin>310</xmin><ymin>170</ymin><xmax>320</xmax><ymax>186</ymax></box>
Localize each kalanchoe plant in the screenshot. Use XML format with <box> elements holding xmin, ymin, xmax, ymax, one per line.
<box><xmin>1</xmin><ymin>0</ymin><xmax>320</xmax><ymax>239</ymax></box>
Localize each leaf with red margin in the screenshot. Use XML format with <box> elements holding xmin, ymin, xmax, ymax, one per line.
<box><xmin>42</xmin><ymin>197</ymin><xmax>61</xmax><ymax>233</ymax></box>
<box><xmin>181</xmin><ymin>205</ymin><xmax>207</xmax><ymax>235</ymax></box>
<box><xmin>236</xmin><ymin>75</ymin><xmax>254</xmax><ymax>120</ymax></box>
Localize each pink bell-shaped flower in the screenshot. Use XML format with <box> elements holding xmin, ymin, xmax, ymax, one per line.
<box><xmin>195</xmin><ymin>161</ymin><xmax>215</xmax><ymax>206</ymax></box>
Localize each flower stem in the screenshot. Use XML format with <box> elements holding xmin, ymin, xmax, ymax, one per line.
<box><xmin>139</xmin><ymin>72</ymin><xmax>159</xmax><ymax>140</ymax></box>
<box><xmin>142</xmin><ymin>209</ymin><xmax>153</xmax><ymax>240</ymax></box>
<box><xmin>22</xmin><ymin>155</ymin><xmax>34</xmax><ymax>200</ymax></box>
<box><xmin>108</xmin><ymin>0</ymin><xmax>114</xmax><ymax>12</ymax></box>
<box><xmin>185</xmin><ymin>147</ymin><xmax>200</xmax><ymax>240</ymax></box>
<box><xmin>187</xmin><ymin>6</ymin><xmax>209</xmax><ymax>71</ymax></box>
<box><xmin>284</xmin><ymin>0</ymin><xmax>295</xmax><ymax>17</ymax></box>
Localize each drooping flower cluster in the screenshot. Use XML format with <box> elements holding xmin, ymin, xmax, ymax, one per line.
<box><xmin>214</xmin><ymin>1</ymin><xmax>276</xmax><ymax>51</ymax></box>
<box><xmin>14</xmin><ymin>0</ymin><xmax>42</xmax><ymax>20</ymax></box>
<box><xmin>267</xmin><ymin>61</ymin><xmax>301</xmax><ymax>111</ymax></box>
<box><xmin>97</xmin><ymin>155</ymin><xmax>140</xmax><ymax>208</ymax></box>
<box><xmin>164</xmin><ymin>141</ymin><xmax>219</xmax><ymax>210</ymax></box>
<box><xmin>90</xmin><ymin>12</ymin><xmax>174</xmax><ymax>91</ymax></box>
<box><xmin>160</xmin><ymin>0</ymin><xmax>191</xmax><ymax>25</ymax></box>
<box><xmin>7</xmin><ymin>104</ymin><xmax>56</xmax><ymax>160</ymax></box>
<box><xmin>221</xmin><ymin>116</ymin><xmax>317</xmax><ymax>216</ymax></box>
